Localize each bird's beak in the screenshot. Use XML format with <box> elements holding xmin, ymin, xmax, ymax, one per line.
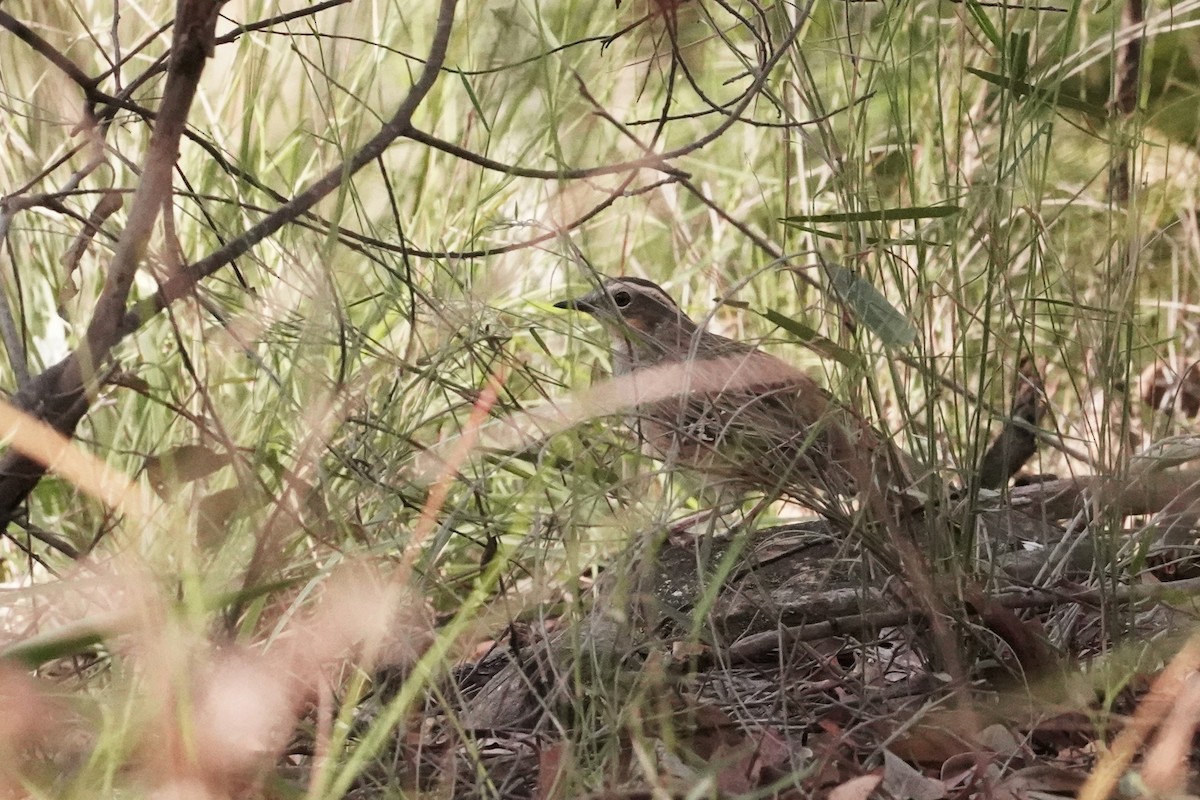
<box><xmin>554</xmin><ymin>294</ymin><xmax>596</xmax><ymax>313</ymax></box>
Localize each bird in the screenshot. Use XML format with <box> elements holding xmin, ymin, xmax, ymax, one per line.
<box><xmin>554</xmin><ymin>277</ymin><xmax>907</xmax><ymax>513</ymax></box>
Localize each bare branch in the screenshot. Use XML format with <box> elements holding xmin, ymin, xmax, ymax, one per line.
<box><xmin>0</xmin><ymin>11</ymin><xmax>100</xmax><ymax>97</ymax></box>
<box><xmin>1008</xmin><ymin>469</ymin><xmax>1200</xmax><ymax>520</ymax></box>
<box><xmin>727</xmin><ymin>575</ymin><xmax>1200</xmax><ymax>663</ymax></box>
<box><xmin>0</xmin><ymin>0</ymin><xmax>463</xmax><ymax>529</ymax></box>
<box><xmin>144</xmin><ymin>0</ymin><xmax>460</xmax><ymax>312</ymax></box>
<box><xmin>0</xmin><ymin>0</ymin><xmax>225</xmax><ymax>520</ymax></box>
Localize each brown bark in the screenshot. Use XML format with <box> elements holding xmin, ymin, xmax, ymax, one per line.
<box><xmin>0</xmin><ymin>0</ymin><xmax>224</xmax><ymax>521</ymax></box>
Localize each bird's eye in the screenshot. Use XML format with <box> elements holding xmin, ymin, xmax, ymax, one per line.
<box><xmin>613</xmin><ymin>290</ymin><xmax>632</xmax><ymax>308</ymax></box>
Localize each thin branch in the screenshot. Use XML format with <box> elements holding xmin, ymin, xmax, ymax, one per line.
<box><xmin>728</xmin><ymin>576</ymin><xmax>1200</xmax><ymax>663</ymax></box>
<box><xmin>0</xmin><ymin>9</ymin><xmax>147</xmax><ymax>121</ymax></box>
<box><xmin>404</xmin><ymin>128</ymin><xmax>689</xmax><ymax>180</ymax></box>
<box><xmin>0</xmin><ymin>11</ymin><xmax>99</xmax><ymax>94</ymax></box>
<box><xmin>215</xmin><ymin>0</ymin><xmax>352</xmax><ymax>46</ymax></box>
<box><xmin>1008</xmin><ymin>469</ymin><xmax>1200</xmax><ymax>521</ymax></box>
<box><xmin>144</xmin><ymin>0</ymin><xmax>460</xmax><ymax>312</ymax></box>
<box><xmin>0</xmin><ymin>0</ymin><xmax>224</xmax><ymax>520</ymax></box>
<box><xmin>5</xmin><ymin>519</ymin><xmax>80</xmax><ymax>560</ymax></box>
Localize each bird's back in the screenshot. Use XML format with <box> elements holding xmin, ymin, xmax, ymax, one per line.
<box><xmin>628</xmin><ymin>336</ymin><xmax>886</xmax><ymax>502</ymax></box>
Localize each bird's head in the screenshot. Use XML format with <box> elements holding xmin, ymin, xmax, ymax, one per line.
<box><xmin>554</xmin><ymin>277</ymin><xmax>692</xmax><ymax>336</ymax></box>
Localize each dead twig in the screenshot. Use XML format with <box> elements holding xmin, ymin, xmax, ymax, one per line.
<box><xmin>0</xmin><ymin>0</ymin><xmax>461</xmax><ymax>527</ymax></box>
<box><xmin>728</xmin><ymin>576</ymin><xmax>1200</xmax><ymax>663</ymax></box>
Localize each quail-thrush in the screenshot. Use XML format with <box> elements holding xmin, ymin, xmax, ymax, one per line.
<box><xmin>555</xmin><ymin>277</ymin><xmax>905</xmax><ymax>510</ymax></box>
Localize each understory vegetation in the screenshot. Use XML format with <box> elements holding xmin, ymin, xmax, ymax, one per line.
<box><xmin>2</xmin><ymin>0</ymin><xmax>1200</xmax><ymax>797</ymax></box>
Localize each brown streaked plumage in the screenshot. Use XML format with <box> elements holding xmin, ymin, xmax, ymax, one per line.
<box><xmin>555</xmin><ymin>277</ymin><xmax>904</xmax><ymax>508</ymax></box>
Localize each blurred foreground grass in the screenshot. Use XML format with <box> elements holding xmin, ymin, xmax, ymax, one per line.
<box><xmin>2</xmin><ymin>0</ymin><xmax>1200</xmax><ymax>796</ymax></box>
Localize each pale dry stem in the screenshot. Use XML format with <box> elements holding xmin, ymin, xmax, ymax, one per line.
<box><xmin>1079</xmin><ymin>632</ymin><xmax>1200</xmax><ymax>800</ymax></box>
<box><xmin>412</xmin><ymin>355</ymin><xmax>837</xmax><ymax>482</ymax></box>
<box><xmin>0</xmin><ymin>398</ymin><xmax>150</xmax><ymax>522</ymax></box>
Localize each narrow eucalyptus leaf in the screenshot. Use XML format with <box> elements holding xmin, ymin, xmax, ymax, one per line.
<box><xmin>966</xmin><ymin>67</ymin><xmax>1108</xmax><ymax>118</ymax></box>
<box><xmin>459</xmin><ymin>74</ymin><xmax>490</xmax><ymax>132</ymax></box>
<box><xmin>963</xmin><ymin>0</ymin><xmax>1003</xmax><ymax>47</ymax></box>
<box><xmin>2</xmin><ymin>623</ymin><xmax>108</xmax><ymax>668</ymax></box>
<box><xmin>777</xmin><ymin>224</ymin><xmax>950</xmax><ymax>247</ymax></box>
<box><xmin>759</xmin><ymin>309</ymin><xmax>862</xmax><ymax>368</ymax></box>
<box><xmin>825</xmin><ymin>266</ymin><xmax>917</xmax><ymax>348</ymax></box>
<box><xmin>781</xmin><ymin>205</ymin><xmax>959</xmax><ymax>225</ymax></box>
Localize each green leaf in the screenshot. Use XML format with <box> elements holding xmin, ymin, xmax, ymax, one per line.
<box><xmin>824</xmin><ymin>266</ymin><xmax>918</xmax><ymax>348</ymax></box>
<box><xmin>1</xmin><ymin>620</ymin><xmax>110</xmax><ymax>668</ymax></box>
<box><xmin>781</xmin><ymin>205</ymin><xmax>960</xmax><ymax>225</ymax></box>
<box><xmin>963</xmin><ymin>0</ymin><xmax>1003</xmax><ymax>49</ymax></box>
<box><xmin>967</xmin><ymin>67</ymin><xmax>1109</xmax><ymax>118</ymax></box>
<box><xmin>207</xmin><ymin>577</ymin><xmax>303</xmax><ymax>613</ymax></box>
<box><xmin>1008</xmin><ymin>30</ymin><xmax>1031</xmax><ymax>82</ymax></box>
<box><xmin>758</xmin><ymin>309</ymin><xmax>862</xmax><ymax>368</ymax></box>
<box><xmin>458</xmin><ymin>73</ymin><xmax>491</xmax><ymax>132</ymax></box>
<box><xmin>782</xmin><ymin>225</ymin><xmax>951</xmax><ymax>247</ymax></box>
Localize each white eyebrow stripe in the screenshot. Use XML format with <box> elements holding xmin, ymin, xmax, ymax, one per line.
<box><xmin>605</xmin><ymin>278</ymin><xmax>679</xmax><ymax>309</ymax></box>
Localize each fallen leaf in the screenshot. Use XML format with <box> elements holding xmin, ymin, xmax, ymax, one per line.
<box><xmin>995</xmin><ymin>764</ymin><xmax>1085</xmax><ymax>796</ymax></box>
<box><xmin>828</xmin><ymin>772</ymin><xmax>883</xmax><ymax>800</ymax></box>
<box><xmin>534</xmin><ymin>741</ymin><xmax>570</xmax><ymax>800</ymax></box>
<box><xmin>882</xmin><ymin>749</ymin><xmax>946</xmax><ymax>800</ymax></box>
